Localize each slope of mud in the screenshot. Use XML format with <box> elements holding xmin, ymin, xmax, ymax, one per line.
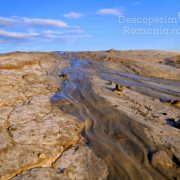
<box><xmin>51</xmin><ymin>52</ymin><xmax>180</xmax><ymax>179</ymax></box>
<box><xmin>0</xmin><ymin>50</ymin><xmax>180</xmax><ymax>180</ymax></box>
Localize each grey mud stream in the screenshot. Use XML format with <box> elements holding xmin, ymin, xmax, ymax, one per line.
<box><xmin>51</xmin><ymin>55</ymin><xmax>180</xmax><ymax>180</ymax></box>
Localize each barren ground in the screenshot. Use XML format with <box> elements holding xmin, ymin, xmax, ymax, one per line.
<box><xmin>0</xmin><ymin>50</ymin><xmax>179</xmax><ymax>179</ymax></box>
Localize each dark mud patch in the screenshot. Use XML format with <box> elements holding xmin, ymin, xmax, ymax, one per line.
<box><xmin>166</xmin><ymin>118</ymin><xmax>180</xmax><ymax>129</ymax></box>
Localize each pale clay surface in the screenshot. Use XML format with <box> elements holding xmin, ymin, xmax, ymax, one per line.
<box><xmin>1</xmin><ymin>51</ymin><xmax>180</xmax><ymax>179</ymax></box>
<box><xmin>0</xmin><ymin>52</ymin><xmax>108</xmax><ymax>180</ymax></box>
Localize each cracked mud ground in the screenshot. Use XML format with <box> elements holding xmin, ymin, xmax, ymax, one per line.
<box><xmin>0</xmin><ymin>52</ymin><xmax>107</xmax><ymax>180</ymax></box>
<box><xmin>0</xmin><ymin>50</ymin><xmax>180</xmax><ymax>180</ymax></box>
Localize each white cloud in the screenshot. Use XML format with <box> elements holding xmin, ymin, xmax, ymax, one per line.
<box><xmin>0</xmin><ymin>17</ymin><xmax>17</xmax><ymax>25</ymax></box>
<box><xmin>23</xmin><ymin>17</ymin><xmax>68</xmax><ymax>28</ymax></box>
<box><xmin>63</xmin><ymin>12</ymin><xmax>82</xmax><ymax>19</ymax></box>
<box><xmin>0</xmin><ymin>29</ymin><xmax>39</xmax><ymax>38</ymax></box>
<box><xmin>43</xmin><ymin>29</ymin><xmax>91</xmax><ymax>41</ymax></box>
<box><xmin>0</xmin><ymin>16</ymin><xmax>90</xmax><ymax>44</ymax></box>
<box><xmin>96</xmin><ymin>8</ymin><xmax>122</xmax><ymax>16</ymax></box>
<box><xmin>0</xmin><ymin>27</ymin><xmax>90</xmax><ymax>44</ymax></box>
<box><xmin>0</xmin><ymin>16</ymin><xmax>69</xmax><ymax>28</ymax></box>
<box><xmin>43</xmin><ymin>30</ymin><xmax>63</xmax><ymax>38</ymax></box>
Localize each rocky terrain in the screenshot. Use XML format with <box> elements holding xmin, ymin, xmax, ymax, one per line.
<box><xmin>0</xmin><ymin>50</ymin><xmax>180</xmax><ymax>179</ymax></box>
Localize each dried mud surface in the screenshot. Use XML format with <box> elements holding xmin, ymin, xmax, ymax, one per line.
<box><xmin>0</xmin><ymin>52</ymin><xmax>107</xmax><ymax>180</ymax></box>
<box><xmin>0</xmin><ymin>50</ymin><xmax>180</xmax><ymax>180</ymax></box>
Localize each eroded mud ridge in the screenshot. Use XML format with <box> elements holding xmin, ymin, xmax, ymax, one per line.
<box><xmin>0</xmin><ymin>50</ymin><xmax>180</xmax><ymax>180</ymax></box>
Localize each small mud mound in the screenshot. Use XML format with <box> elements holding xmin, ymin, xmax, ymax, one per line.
<box><xmin>59</xmin><ymin>73</ymin><xmax>69</xmax><ymax>81</ymax></box>
<box><xmin>164</xmin><ymin>55</ymin><xmax>180</xmax><ymax>68</ymax></box>
<box><xmin>150</xmin><ymin>150</ymin><xmax>173</xmax><ymax>168</ymax></box>
<box><xmin>107</xmin><ymin>48</ymin><xmax>116</xmax><ymax>53</ymax></box>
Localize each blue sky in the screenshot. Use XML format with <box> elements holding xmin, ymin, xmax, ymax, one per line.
<box><xmin>0</xmin><ymin>0</ymin><xmax>180</xmax><ymax>52</ymax></box>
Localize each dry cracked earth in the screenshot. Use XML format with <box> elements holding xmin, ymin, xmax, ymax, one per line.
<box><xmin>0</xmin><ymin>50</ymin><xmax>180</xmax><ymax>180</ymax></box>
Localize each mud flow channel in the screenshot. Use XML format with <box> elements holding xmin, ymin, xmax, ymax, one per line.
<box><xmin>51</xmin><ymin>54</ymin><xmax>180</xmax><ymax>180</ymax></box>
